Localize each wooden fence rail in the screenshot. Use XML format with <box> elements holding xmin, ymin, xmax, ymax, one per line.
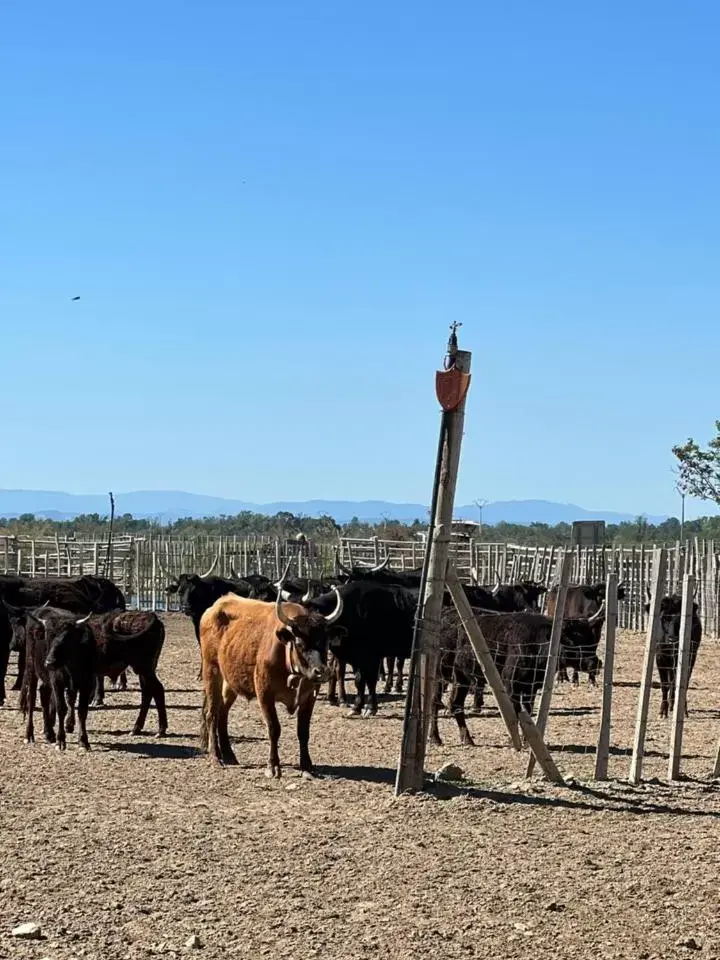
<box><xmin>2</xmin><ymin>534</ymin><xmax>719</xmax><ymax>636</ymax></box>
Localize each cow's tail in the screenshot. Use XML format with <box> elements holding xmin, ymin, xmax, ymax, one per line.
<box><xmin>19</xmin><ymin>670</ymin><xmax>29</xmax><ymax>717</ymax></box>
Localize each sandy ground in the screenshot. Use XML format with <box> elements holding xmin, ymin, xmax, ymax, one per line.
<box><xmin>0</xmin><ymin>615</ymin><xmax>718</xmax><ymax>960</ymax></box>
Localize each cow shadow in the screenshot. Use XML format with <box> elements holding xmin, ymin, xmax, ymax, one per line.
<box><xmin>315</xmin><ymin>764</ymin><xmax>396</xmax><ymax>785</ymax></box>
<box><xmin>99</xmin><ymin>739</ymin><xmax>204</xmax><ymax>760</ymax></box>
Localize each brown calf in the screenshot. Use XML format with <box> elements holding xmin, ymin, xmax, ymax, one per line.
<box><xmin>199</xmin><ymin>589</ymin><xmax>345</xmax><ymax>777</ymax></box>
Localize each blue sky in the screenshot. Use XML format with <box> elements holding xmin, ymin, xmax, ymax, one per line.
<box><xmin>1</xmin><ymin>1</ymin><xmax>718</xmax><ymax>518</ymax></box>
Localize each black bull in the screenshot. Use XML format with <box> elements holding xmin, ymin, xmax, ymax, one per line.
<box><xmin>430</xmin><ymin>607</ymin><xmax>606</xmax><ymax>746</ymax></box>
<box><xmin>0</xmin><ymin>575</ymin><xmax>126</xmax><ymax>705</ymax></box>
<box><xmin>307</xmin><ymin>579</ymin><xmax>549</xmax><ymax>717</ymax></box>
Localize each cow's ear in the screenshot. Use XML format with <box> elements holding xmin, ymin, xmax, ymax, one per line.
<box><xmin>276</xmin><ymin>627</ymin><xmax>294</xmax><ymax>645</ymax></box>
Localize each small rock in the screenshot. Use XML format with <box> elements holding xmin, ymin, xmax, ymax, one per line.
<box><xmin>185</xmin><ymin>934</ymin><xmax>202</xmax><ymax>950</ymax></box>
<box><xmin>545</xmin><ymin>901</ymin><xmax>565</xmax><ymax>913</ymax></box>
<box><xmin>435</xmin><ymin>762</ymin><xmax>464</xmax><ymax>782</ymax></box>
<box><xmin>12</xmin><ymin>923</ymin><xmax>42</xmax><ymax>940</ymax></box>
<box><xmin>676</xmin><ymin>937</ymin><xmax>702</xmax><ymax>951</ymax></box>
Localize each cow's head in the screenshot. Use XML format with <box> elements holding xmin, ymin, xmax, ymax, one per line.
<box><xmin>3</xmin><ymin>600</ymin><xmax>30</xmax><ymax>652</ymax></box>
<box><xmin>165</xmin><ymin>573</ymin><xmax>204</xmax><ymax>615</ymax></box>
<box><xmin>275</xmin><ymin>589</ymin><xmax>346</xmax><ymax>683</ymax></box>
<box><xmin>514</xmin><ymin>581</ymin><xmax>547</xmax><ymax>612</ymax></box>
<box><xmin>644</xmin><ymin>594</ymin><xmax>698</xmax><ymax>642</ymax></box>
<box><xmin>24</xmin><ymin>609</ymin><xmax>95</xmax><ymax>669</ymax></box>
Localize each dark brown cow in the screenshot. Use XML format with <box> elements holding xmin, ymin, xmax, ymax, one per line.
<box><xmin>86</xmin><ymin>611</ymin><xmax>168</xmax><ymax>736</ymax></box>
<box><xmin>199</xmin><ymin>588</ymin><xmax>345</xmax><ymax>777</ymax></box>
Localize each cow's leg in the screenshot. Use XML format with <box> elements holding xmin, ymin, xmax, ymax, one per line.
<box><xmin>383</xmin><ymin>657</ymin><xmax>394</xmax><ymax>695</ymax></box>
<box><xmin>201</xmin><ymin>664</ymin><xmax>224</xmax><ymax>763</ymax></box>
<box><xmin>259</xmin><ymin>694</ymin><xmax>282</xmax><ymax>778</ymax></box>
<box><xmin>393</xmin><ymin>659</ymin><xmax>405</xmax><ymax>694</ymax></box>
<box><xmin>76</xmin><ymin>683</ymin><xmax>91</xmax><ymax>750</ymax></box>
<box><xmin>51</xmin><ymin>678</ymin><xmax>68</xmax><ymax>751</ymax></box>
<box><xmin>450</xmin><ymin>673</ymin><xmax>474</xmax><ymax>746</ymax></box>
<box><xmin>11</xmin><ymin>645</ymin><xmax>25</xmax><ymax>693</ymax></box>
<box><xmin>350</xmin><ymin>666</ymin><xmax>366</xmax><ymax>715</ymax></box>
<box><xmin>216</xmin><ymin>680</ymin><xmax>238</xmax><ymax>765</ymax></box>
<box><xmin>296</xmin><ymin>691</ymin><xmax>317</xmax><ymax>774</ymax></box>
<box><xmin>337</xmin><ymin>658</ymin><xmax>348</xmax><ymax>706</ymax></box>
<box><xmin>429</xmin><ymin>681</ymin><xmax>444</xmax><ymax>746</ymax></box>
<box><xmin>193</xmin><ymin>618</ymin><xmax>203</xmax><ymax>681</ymax></box>
<box><xmin>64</xmin><ymin>688</ymin><xmax>76</xmax><ymax>734</ymax></box>
<box><xmin>113</xmin><ymin>670</ymin><xmax>128</xmax><ymax>692</ymax></box>
<box><xmin>39</xmin><ymin>683</ymin><xmax>56</xmax><ymax>743</ymax></box>
<box><xmin>132</xmin><ymin>671</ymin><xmax>168</xmax><ymax>737</ymax></box>
<box><xmin>659</xmin><ymin>667</ymin><xmax>671</xmax><ymax>718</ymax></box>
<box><xmin>0</xmin><ymin>640</ymin><xmax>9</xmax><ymax>706</ymax></box>
<box><xmin>93</xmin><ymin>673</ymin><xmax>105</xmax><ymax>707</ymax></box>
<box><xmin>24</xmin><ymin>671</ymin><xmax>38</xmax><ymax>744</ymax></box>
<box><xmin>363</xmin><ymin>661</ymin><xmax>380</xmax><ymax>717</ymax></box>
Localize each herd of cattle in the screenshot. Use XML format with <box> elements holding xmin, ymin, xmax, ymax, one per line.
<box><xmin>0</xmin><ymin>554</ymin><xmax>703</xmax><ymax>777</ymax></box>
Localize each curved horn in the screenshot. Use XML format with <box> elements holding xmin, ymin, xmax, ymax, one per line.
<box><xmin>335</xmin><ymin>548</ymin><xmax>353</xmax><ymax>577</ymax></box>
<box><xmin>199</xmin><ymin>551</ymin><xmax>220</xmax><ymax>580</ymax></box>
<box><xmin>323</xmin><ymin>586</ymin><xmax>344</xmax><ymax>625</ymax></box>
<box><xmin>588</xmin><ymin>601</ymin><xmax>606</xmax><ymax>624</ymax></box>
<box><xmin>492</xmin><ymin>571</ymin><xmax>502</xmax><ymax>596</ymax></box>
<box><xmin>368</xmin><ymin>555</ymin><xmax>391</xmax><ymax>573</ymax></box>
<box><xmin>76</xmin><ymin>613</ymin><xmax>92</xmax><ymax>625</ymax></box>
<box><xmin>301</xmin><ymin>582</ymin><xmax>313</xmax><ymax>604</ymax></box>
<box><xmin>230</xmin><ymin>563</ymin><xmax>240</xmax><ymax>580</ymax></box>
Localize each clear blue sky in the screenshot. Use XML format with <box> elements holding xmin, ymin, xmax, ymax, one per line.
<box><xmin>2</xmin><ymin>1</ymin><xmax>718</xmax><ymax>518</ymax></box>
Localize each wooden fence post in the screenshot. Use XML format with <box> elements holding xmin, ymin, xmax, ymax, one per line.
<box><xmin>594</xmin><ymin>573</ymin><xmax>618</xmax><ymax>780</ymax></box>
<box><xmin>629</xmin><ymin>547</ymin><xmax>667</xmax><ymax>784</ymax></box>
<box><xmin>526</xmin><ymin>550</ymin><xmax>572</xmax><ymax>778</ymax></box>
<box><xmin>445</xmin><ymin>565</ymin><xmax>522</xmax><ymax>750</ymax></box>
<box><xmin>395</xmin><ymin>331</ymin><xmax>471</xmax><ymax>796</ymax></box>
<box><xmin>668</xmin><ymin>574</ymin><xmax>695</xmax><ymax>781</ymax></box>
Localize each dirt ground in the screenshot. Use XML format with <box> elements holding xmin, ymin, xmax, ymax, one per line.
<box><xmin>1</xmin><ymin>615</ymin><xmax>719</xmax><ymax>960</ymax></box>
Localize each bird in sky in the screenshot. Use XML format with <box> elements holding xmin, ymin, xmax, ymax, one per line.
<box><xmin>70</xmin><ymin>296</ymin><xmax>80</xmax><ymax>301</ymax></box>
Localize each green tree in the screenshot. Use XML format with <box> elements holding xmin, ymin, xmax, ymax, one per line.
<box><xmin>673</xmin><ymin>420</ymin><xmax>720</xmax><ymax>505</ymax></box>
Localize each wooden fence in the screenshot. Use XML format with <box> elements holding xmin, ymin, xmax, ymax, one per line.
<box><xmin>2</xmin><ymin>533</ymin><xmax>719</xmax><ymax>636</ymax></box>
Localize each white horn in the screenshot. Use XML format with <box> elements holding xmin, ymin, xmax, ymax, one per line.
<box><xmin>323</xmin><ymin>586</ymin><xmax>344</xmax><ymax>625</ymax></box>
<box><xmin>492</xmin><ymin>571</ymin><xmax>502</xmax><ymax>596</ymax></box>
<box><xmin>76</xmin><ymin>613</ymin><xmax>93</xmax><ymax>625</ymax></box>
<box><xmin>335</xmin><ymin>548</ymin><xmax>353</xmax><ymax>576</ymax></box>
<box><xmin>301</xmin><ymin>582</ymin><xmax>313</xmax><ymax>603</ymax></box>
<box><xmin>368</xmin><ymin>555</ymin><xmax>391</xmax><ymax>573</ymax></box>
<box><xmin>199</xmin><ymin>551</ymin><xmax>220</xmax><ymax>579</ymax></box>
<box><xmin>588</xmin><ymin>601</ymin><xmax>606</xmax><ymax>624</ymax></box>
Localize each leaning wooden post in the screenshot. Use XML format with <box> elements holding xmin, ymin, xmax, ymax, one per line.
<box><xmin>526</xmin><ymin>550</ymin><xmax>572</xmax><ymax>778</ymax></box>
<box><xmin>594</xmin><ymin>573</ymin><xmax>618</xmax><ymax>780</ymax></box>
<box><xmin>395</xmin><ymin>326</ymin><xmax>471</xmax><ymax>795</ymax></box>
<box><xmin>668</xmin><ymin>574</ymin><xmax>695</xmax><ymax>781</ymax></box>
<box><xmin>445</xmin><ymin>565</ymin><xmax>522</xmax><ymax>750</ymax></box>
<box><xmin>628</xmin><ymin>547</ymin><xmax>667</xmax><ymax>784</ymax></box>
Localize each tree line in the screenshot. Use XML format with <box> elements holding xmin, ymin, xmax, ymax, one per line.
<box><xmin>1</xmin><ymin>510</ymin><xmax>719</xmax><ymax>546</ymax></box>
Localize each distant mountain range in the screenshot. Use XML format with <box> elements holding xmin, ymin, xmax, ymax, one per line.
<box><xmin>0</xmin><ymin>489</ymin><xmax>668</xmax><ymax>525</ymax></box>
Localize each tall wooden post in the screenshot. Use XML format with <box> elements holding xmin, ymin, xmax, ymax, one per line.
<box><xmin>526</xmin><ymin>550</ymin><xmax>571</xmax><ymax>778</ymax></box>
<box><xmin>395</xmin><ymin>326</ymin><xmax>471</xmax><ymax>795</ymax></box>
<box><xmin>594</xmin><ymin>573</ymin><xmax>618</xmax><ymax>780</ymax></box>
<box><xmin>629</xmin><ymin>547</ymin><xmax>667</xmax><ymax>784</ymax></box>
<box><xmin>668</xmin><ymin>574</ymin><xmax>695</xmax><ymax>780</ymax></box>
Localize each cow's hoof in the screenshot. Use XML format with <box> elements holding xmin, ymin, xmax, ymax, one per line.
<box><xmin>92</xmin><ymin>699</ymin><xmax>104</xmax><ymax>709</ymax></box>
<box><xmin>80</xmin><ymin>740</ymin><xmax>90</xmax><ymax>751</ymax></box>
<box><xmin>383</xmin><ymin>683</ymin><xmax>392</xmax><ymax>695</ymax></box>
<box><xmin>300</xmin><ymin>769</ymin><xmax>315</xmax><ymax>781</ymax></box>
<box><xmin>156</xmin><ymin>729</ymin><xmax>168</xmax><ymax>739</ymax></box>
<box><xmin>131</xmin><ymin>727</ymin><xmax>144</xmax><ymax>737</ymax></box>
<box><xmin>65</xmin><ymin>719</ymin><xmax>75</xmax><ymax>734</ymax></box>
<box><xmin>460</xmin><ymin>732</ymin><xmax>476</xmax><ymax>747</ymax></box>
<box><xmin>44</xmin><ymin>732</ymin><xmax>57</xmax><ymax>744</ymax></box>
<box><xmin>265</xmin><ymin>765</ymin><xmax>282</xmax><ymax>779</ymax></box>
<box><xmin>24</xmin><ymin>738</ymin><xmax>34</xmax><ymax>746</ymax></box>
<box><xmin>347</xmin><ymin>707</ymin><xmax>361</xmax><ymax>718</ymax></box>
<box><xmin>327</xmin><ymin>697</ymin><xmax>339</xmax><ymax>707</ymax></box>
<box><xmin>56</xmin><ymin>742</ymin><xmax>67</xmax><ymax>752</ymax></box>
<box><xmin>361</xmin><ymin>706</ymin><xmax>377</xmax><ymax>718</ymax></box>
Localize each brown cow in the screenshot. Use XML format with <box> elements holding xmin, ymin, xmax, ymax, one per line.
<box><xmin>199</xmin><ymin>588</ymin><xmax>345</xmax><ymax>777</ymax></box>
